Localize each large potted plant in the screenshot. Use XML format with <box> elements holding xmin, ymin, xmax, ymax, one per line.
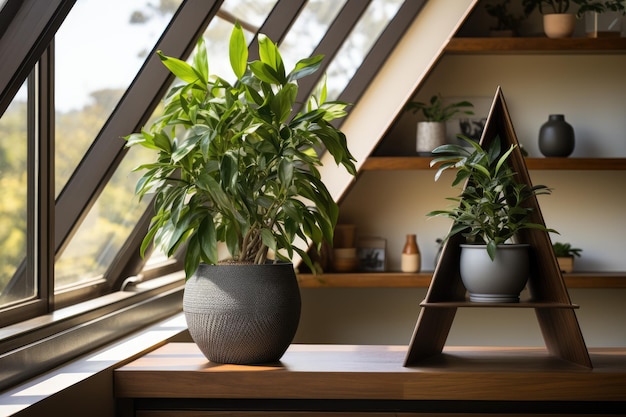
<box><xmin>125</xmin><ymin>24</ymin><xmax>356</xmax><ymax>364</ymax></box>
<box><xmin>405</xmin><ymin>94</ymin><xmax>473</xmax><ymax>155</ymax></box>
<box><xmin>427</xmin><ymin>135</ymin><xmax>556</xmax><ymax>302</ymax></box>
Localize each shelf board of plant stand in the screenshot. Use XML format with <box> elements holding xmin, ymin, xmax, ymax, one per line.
<box><xmin>361</xmin><ymin>157</ymin><xmax>626</xmax><ymax>171</ymax></box>
<box><xmin>419</xmin><ymin>301</ymin><xmax>579</xmax><ymax>309</ymax></box>
<box><xmin>445</xmin><ymin>37</ymin><xmax>626</xmax><ymax>54</ymax></box>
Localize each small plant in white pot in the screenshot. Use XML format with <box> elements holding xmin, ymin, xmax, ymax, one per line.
<box><xmin>427</xmin><ymin>135</ymin><xmax>556</xmax><ymax>303</ymax></box>
<box><xmin>125</xmin><ymin>24</ymin><xmax>356</xmax><ymax>364</ymax></box>
<box><xmin>405</xmin><ymin>94</ymin><xmax>473</xmax><ymax>155</ymax></box>
<box><xmin>553</xmin><ymin>242</ymin><xmax>582</xmax><ymax>273</ymax></box>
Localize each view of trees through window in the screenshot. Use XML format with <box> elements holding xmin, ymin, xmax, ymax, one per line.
<box><xmin>54</xmin><ymin>0</ymin><xmax>182</xmax><ymax>290</ymax></box>
<box><xmin>0</xmin><ymin>83</ymin><xmax>30</xmax><ymax>305</ymax></box>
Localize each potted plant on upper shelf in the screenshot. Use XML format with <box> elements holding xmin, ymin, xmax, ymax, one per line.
<box><xmin>485</xmin><ymin>0</ymin><xmax>526</xmax><ymax>36</ymax></box>
<box><xmin>523</xmin><ymin>0</ymin><xmax>626</xmax><ymax>37</ymax></box>
<box><xmin>125</xmin><ymin>24</ymin><xmax>356</xmax><ymax>364</ymax></box>
<box><xmin>522</xmin><ymin>0</ymin><xmax>579</xmax><ymax>38</ymax></box>
<box><xmin>427</xmin><ymin>135</ymin><xmax>556</xmax><ymax>303</ymax></box>
<box><xmin>553</xmin><ymin>242</ymin><xmax>582</xmax><ymax>272</ymax></box>
<box><xmin>575</xmin><ymin>0</ymin><xmax>626</xmax><ymax>37</ymax></box>
<box><xmin>405</xmin><ymin>94</ymin><xmax>473</xmax><ymax>155</ymax></box>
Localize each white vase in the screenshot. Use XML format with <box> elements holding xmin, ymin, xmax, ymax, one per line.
<box><xmin>543</xmin><ymin>13</ymin><xmax>576</xmax><ymax>38</ymax></box>
<box><xmin>416</xmin><ymin>121</ymin><xmax>446</xmax><ymax>154</ymax></box>
<box><xmin>585</xmin><ymin>11</ymin><xmax>623</xmax><ymax>38</ymax></box>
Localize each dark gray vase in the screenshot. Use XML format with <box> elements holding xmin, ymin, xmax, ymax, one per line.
<box><xmin>538</xmin><ymin>114</ymin><xmax>575</xmax><ymax>157</ymax></box>
<box><xmin>183</xmin><ymin>262</ymin><xmax>301</xmax><ymax>364</ymax></box>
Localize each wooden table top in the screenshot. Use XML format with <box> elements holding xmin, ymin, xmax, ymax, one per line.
<box><xmin>114</xmin><ymin>343</ymin><xmax>626</xmax><ymax>402</ymax></box>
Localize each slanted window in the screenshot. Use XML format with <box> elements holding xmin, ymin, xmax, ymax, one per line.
<box><xmin>0</xmin><ymin>81</ymin><xmax>30</xmax><ymax>308</ymax></box>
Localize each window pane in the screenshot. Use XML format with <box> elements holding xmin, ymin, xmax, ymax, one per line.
<box><xmin>218</xmin><ymin>0</ymin><xmax>276</xmax><ymax>30</ymax></box>
<box><xmin>55</xmin><ymin>0</ymin><xmax>181</xmax><ymax>196</ymax></box>
<box><xmin>55</xmin><ymin>146</ymin><xmax>153</xmax><ymax>289</ymax></box>
<box><xmin>324</xmin><ymin>0</ymin><xmax>404</xmax><ymax>100</ymax></box>
<box><xmin>0</xmin><ymin>82</ymin><xmax>32</xmax><ymax>306</ymax></box>
<box><xmin>279</xmin><ymin>0</ymin><xmax>347</xmax><ymax>70</ymax></box>
<box><xmin>199</xmin><ymin>14</ymin><xmax>259</xmax><ymax>83</ymax></box>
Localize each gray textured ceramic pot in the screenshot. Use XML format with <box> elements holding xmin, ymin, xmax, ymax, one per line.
<box><xmin>183</xmin><ymin>262</ymin><xmax>301</xmax><ymax>364</ymax></box>
<box><xmin>459</xmin><ymin>244</ymin><xmax>530</xmax><ymax>303</ymax></box>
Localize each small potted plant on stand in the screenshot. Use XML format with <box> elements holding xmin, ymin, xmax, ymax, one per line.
<box><xmin>405</xmin><ymin>94</ymin><xmax>473</xmax><ymax>155</ymax></box>
<box><xmin>125</xmin><ymin>24</ymin><xmax>356</xmax><ymax>364</ymax></box>
<box><xmin>553</xmin><ymin>242</ymin><xmax>582</xmax><ymax>272</ymax></box>
<box><xmin>427</xmin><ymin>135</ymin><xmax>556</xmax><ymax>302</ymax></box>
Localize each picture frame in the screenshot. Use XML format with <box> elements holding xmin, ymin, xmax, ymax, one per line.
<box><xmin>357</xmin><ymin>236</ymin><xmax>386</xmax><ymax>272</ymax></box>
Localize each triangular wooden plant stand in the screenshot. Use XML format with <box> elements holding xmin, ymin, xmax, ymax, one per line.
<box><xmin>404</xmin><ymin>87</ymin><xmax>592</xmax><ymax>368</ymax></box>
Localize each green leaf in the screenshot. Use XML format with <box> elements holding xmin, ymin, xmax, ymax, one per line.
<box><xmin>260</xmin><ymin>228</ymin><xmax>277</xmax><ymax>253</ymax></box>
<box><xmin>278</xmin><ymin>158</ymin><xmax>294</xmax><ymax>186</ymax></box>
<box><xmin>495</xmin><ymin>144</ymin><xmax>516</xmax><ymax>175</ymax></box>
<box><xmin>271</xmin><ymin>83</ymin><xmax>297</xmax><ymax>123</ymax></box>
<box><xmin>249</xmin><ymin>61</ymin><xmax>283</xmax><ymax>85</ymax></box>
<box><xmin>487</xmin><ymin>240</ymin><xmax>497</xmax><ymax>261</ymax></box>
<box><xmin>184</xmin><ymin>235</ymin><xmax>201</xmax><ymax>279</ymax></box>
<box><xmin>287</xmin><ymin>55</ymin><xmax>324</xmax><ymax>82</ymax></box>
<box><xmin>258</xmin><ymin>34</ymin><xmax>285</xmax><ymax>83</ymax></box>
<box><xmin>229</xmin><ymin>23</ymin><xmax>248</xmax><ymax>80</ymax></box>
<box><xmin>157</xmin><ymin>51</ymin><xmax>202</xmax><ymax>84</ymax></box>
<box><xmin>192</xmin><ymin>37</ymin><xmax>209</xmax><ymax>85</ymax></box>
<box><xmin>198</xmin><ymin>216</ymin><xmax>218</xmax><ymax>264</ymax></box>
<box><xmin>220</xmin><ymin>152</ymin><xmax>239</xmax><ymax>191</ymax></box>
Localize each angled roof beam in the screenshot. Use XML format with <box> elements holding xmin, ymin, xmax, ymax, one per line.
<box><xmin>248</xmin><ymin>0</ymin><xmax>307</xmax><ymax>60</ymax></box>
<box><xmin>336</xmin><ymin>0</ymin><xmax>426</xmax><ymax>113</ymax></box>
<box><xmin>319</xmin><ymin>0</ymin><xmax>478</xmax><ymax>203</ymax></box>
<box><xmin>0</xmin><ymin>0</ymin><xmax>75</xmax><ymax>116</ymax></box>
<box><xmin>291</xmin><ymin>0</ymin><xmax>371</xmax><ymax>112</ymax></box>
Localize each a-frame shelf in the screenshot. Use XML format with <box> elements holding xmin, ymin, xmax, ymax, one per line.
<box><xmin>404</xmin><ymin>87</ymin><xmax>592</xmax><ymax>369</ymax></box>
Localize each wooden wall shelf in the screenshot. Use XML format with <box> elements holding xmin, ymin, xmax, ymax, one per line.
<box><xmin>362</xmin><ymin>157</ymin><xmax>626</xmax><ymax>171</ymax></box>
<box><xmin>297</xmin><ymin>272</ymin><xmax>626</xmax><ymax>289</ymax></box>
<box><xmin>446</xmin><ymin>37</ymin><xmax>626</xmax><ymax>54</ymax></box>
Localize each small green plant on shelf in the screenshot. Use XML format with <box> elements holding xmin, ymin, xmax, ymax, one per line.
<box><xmin>405</xmin><ymin>94</ymin><xmax>474</xmax><ymax>122</ymax></box>
<box><xmin>485</xmin><ymin>0</ymin><xmax>526</xmax><ymax>33</ymax></box>
<box><xmin>552</xmin><ymin>241</ymin><xmax>582</xmax><ymax>273</ymax></box>
<box><xmin>553</xmin><ymin>242</ymin><xmax>583</xmax><ymax>257</ymax></box>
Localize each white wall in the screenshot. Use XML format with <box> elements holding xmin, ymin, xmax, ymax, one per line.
<box><xmin>294</xmin><ymin>51</ymin><xmax>626</xmax><ymax>349</ymax></box>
